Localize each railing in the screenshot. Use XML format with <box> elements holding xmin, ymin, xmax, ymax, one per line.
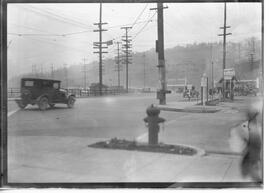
<box><xmin>8</xmin><ymin>88</ymin><xmax>127</xmax><ymax>98</ymax></box>
<box><xmin>67</xmin><ymin>88</ymin><xmax>127</xmax><ymax>97</ymax></box>
<box><xmin>8</xmin><ymin>88</ymin><xmax>20</xmax><ymax>98</ymax></box>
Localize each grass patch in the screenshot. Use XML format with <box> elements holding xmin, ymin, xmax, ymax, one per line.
<box><xmin>89</xmin><ymin>138</ymin><xmax>197</xmax><ymax>156</ymax></box>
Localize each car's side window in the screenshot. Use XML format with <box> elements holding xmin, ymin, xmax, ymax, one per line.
<box><xmin>24</xmin><ymin>81</ymin><xmax>34</xmax><ymax>87</ymax></box>
<box><xmin>42</xmin><ymin>81</ymin><xmax>53</xmax><ymax>88</ymax></box>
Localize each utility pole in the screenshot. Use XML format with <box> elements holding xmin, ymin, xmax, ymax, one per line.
<box><xmin>121</xmin><ymin>26</ymin><xmax>132</xmax><ymax>92</ymax></box>
<box><xmin>40</xmin><ymin>64</ymin><xmax>43</xmax><ymax>77</ymax></box>
<box><xmin>150</xmin><ymin>2</ymin><xmax>168</xmax><ymax>105</ymax></box>
<box><xmin>64</xmin><ymin>64</ymin><xmax>68</xmax><ymax>88</ymax></box>
<box><xmin>248</xmin><ymin>37</ymin><xmax>256</xmax><ymax>69</ymax></box>
<box><xmin>150</xmin><ymin>0</ymin><xmax>168</xmax><ymax>105</ymax></box>
<box><xmin>143</xmin><ymin>53</ymin><xmax>146</xmax><ymax>89</ymax></box>
<box><xmin>115</xmin><ymin>42</ymin><xmax>122</xmax><ymax>88</ymax></box>
<box><xmin>210</xmin><ymin>44</ymin><xmax>214</xmax><ymax>100</ymax></box>
<box><xmin>82</xmin><ymin>57</ymin><xmax>87</xmax><ymax>89</ymax></box>
<box><xmin>93</xmin><ymin>1</ymin><xmax>108</xmax><ymax>95</ymax></box>
<box><xmin>218</xmin><ymin>2</ymin><xmax>232</xmax><ymax>99</ymax></box>
<box><xmin>32</xmin><ymin>64</ymin><xmax>34</xmax><ymax>77</ymax></box>
<box><xmin>51</xmin><ymin>64</ymin><xmax>54</xmax><ymax>79</ymax></box>
<box><xmin>236</xmin><ymin>42</ymin><xmax>241</xmax><ymax>79</ymax></box>
<box><xmin>32</xmin><ymin>64</ymin><xmax>38</xmax><ymax>77</ymax></box>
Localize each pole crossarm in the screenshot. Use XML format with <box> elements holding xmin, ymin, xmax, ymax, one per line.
<box><xmin>93</xmin><ymin>46</ymin><xmax>108</xmax><ymax>49</ymax></box>
<box><xmin>150</xmin><ymin>6</ymin><xmax>168</xmax><ymax>10</ymax></box>
<box><xmin>220</xmin><ymin>26</ymin><xmax>231</xmax><ymax>29</ymax></box>
<box><xmin>94</xmin><ymin>22</ymin><xmax>108</xmax><ymax>25</ymax></box>
<box><xmin>93</xmin><ymin>29</ymin><xmax>108</xmax><ymax>32</ymax></box>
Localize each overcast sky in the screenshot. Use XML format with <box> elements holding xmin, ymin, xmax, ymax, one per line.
<box><xmin>7</xmin><ymin>2</ymin><xmax>262</xmax><ymax>78</ymax></box>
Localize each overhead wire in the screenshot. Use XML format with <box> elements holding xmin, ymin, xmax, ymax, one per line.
<box><xmin>27</xmin><ymin>5</ymin><xmax>92</xmax><ymax>29</ymax></box>
<box><xmin>20</xmin><ymin>5</ymin><xmax>92</xmax><ymax>30</ymax></box>
<box><xmin>133</xmin><ymin>11</ymin><xmax>157</xmax><ymax>40</ymax></box>
<box><xmin>108</xmin><ymin>19</ymin><xmax>156</xmax><ymax>29</ymax></box>
<box><xmin>8</xmin><ymin>29</ymin><xmax>94</xmax><ymax>37</ymax></box>
<box><xmin>15</xmin><ymin>34</ymin><xmax>90</xmax><ymax>54</ymax></box>
<box><xmin>129</xmin><ymin>4</ymin><xmax>149</xmax><ymax>31</ymax></box>
<box><xmin>10</xmin><ymin>5</ymin><xmax>159</xmax><ymax>63</ymax></box>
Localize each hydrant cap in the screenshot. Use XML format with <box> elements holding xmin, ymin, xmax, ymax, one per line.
<box><xmin>146</xmin><ymin>104</ymin><xmax>160</xmax><ymax>116</ymax></box>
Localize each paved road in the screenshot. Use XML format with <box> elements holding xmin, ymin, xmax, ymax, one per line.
<box><xmin>7</xmin><ymin>93</ymin><xmax>260</xmax><ymax>183</ymax></box>
<box><xmin>8</xmin><ymin>93</ymin><xmax>250</xmax><ymax>152</ymax></box>
<box><xmin>8</xmin><ymin>93</ymin><xmax>180</xmax><ymax>139</ymax></box>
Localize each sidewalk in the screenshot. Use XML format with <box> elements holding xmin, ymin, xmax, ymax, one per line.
<box><xmin>157</xmin><ymin>100</ymin><xmax>221</xmax><ymax>113</ymax></box>
<box><xmin>8</xmin><ymin>135</ymin><xmax>253</xmax><ymax>183</ymax></box>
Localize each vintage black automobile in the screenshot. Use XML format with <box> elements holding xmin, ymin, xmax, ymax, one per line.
<box><xmin>16</xmin><ymin>78</ymin><xmax>76</xmax><ymax>110</ymax></box>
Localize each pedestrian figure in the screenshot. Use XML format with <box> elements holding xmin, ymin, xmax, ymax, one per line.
<box><xmin>229</xmin><ymin>100</ymin><xmax>262</xmax><ymax>182</ymax></box>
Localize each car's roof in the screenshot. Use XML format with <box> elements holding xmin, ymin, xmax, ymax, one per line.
<box><xmin>22</xmin><ymin>78</ymin><xmax>61</xmax><ymax>82</ymax></box>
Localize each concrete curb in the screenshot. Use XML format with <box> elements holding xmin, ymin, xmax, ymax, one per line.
<box><xmin>167</xmin><ymin>143</ymin><xmax>206</xmax><ymax>157</ymax></box>
<box><xmin>158</xmin><ymin>106</ymin><xmax>220</xmax><ymax>113</ymax></box>
<box><xmin>205</xmin><ymin>150</ymin><xmax>243</xmax><ymax>157</ymax></box>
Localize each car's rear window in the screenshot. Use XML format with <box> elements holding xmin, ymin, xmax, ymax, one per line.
<box><xmin>24</xmin><ymin>80</ymin><xmax>34</xmax><ymax>87</ymax></box>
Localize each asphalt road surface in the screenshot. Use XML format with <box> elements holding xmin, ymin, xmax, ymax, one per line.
<box><xmin>8</xmin><ymin>93</ymin><xmax>252</xmax><ymax>154</ymax></box>
<box><xmin>8</xmin><ymin>93</ymin><xmax>183</xmax><ymax>140</ymax></box>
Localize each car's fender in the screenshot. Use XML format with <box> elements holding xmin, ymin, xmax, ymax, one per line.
<box><xmin>67</xmin><ymin>93</ymin><xmax>76</xmax><ymax>100</ymax></box>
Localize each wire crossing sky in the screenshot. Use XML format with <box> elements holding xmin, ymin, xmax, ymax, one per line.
<box><xmin>7</xmin><ymin>3</ymin><xmax>262</xmax><ymax>78</ymax></box>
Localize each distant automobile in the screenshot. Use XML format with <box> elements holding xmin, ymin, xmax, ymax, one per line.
<box><xmin>15</xmin><ymin>78</ymin><xmax>76</xmax><ymax>110</ymax></box>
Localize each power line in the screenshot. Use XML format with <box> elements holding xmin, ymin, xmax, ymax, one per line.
<box><xmin>20</xmin><ymin>35</ymin><xmax>89</xmax><ymax>53</ymax></box>
<box><xmin>8</xmin><ymin>29</ymin><xmax>93</xmax><ymax>37</ymax></box>
<box><xmin>8</xmin><ymin>32</ymin><xmax>64</xmax><ymax>37</ymax></box>
<box><xmin>9</xmin><ymin>23</ymin><xmax>55</xmax><ymax>34</ymax></box>
<box><xmin>21</xmin><ymin>5</ymin><xmax>91</xmax><ymax>30</ymax></box>
<box><xmin>27</xmin><ymin>5</ymin><xmax>92</xmax><ymax>29</ymax></box>
<box><xmin>108</xmin><ymin>19</ymin><xmax>156</xmax><ymax>29</ymax></box>
<box><xmin>129</xmin><ymin>4</ymin><xmax>149</xmax><ymax>31</ymax></box>
<box><xmin>36</xmin><ymin>5</ymin><xmax>94</xmax><ymax>28</ymax></box>
<box><xmin>133</xmin><ymin>11</ymin><xmax>157</xmax><ymax>40</ymax></box>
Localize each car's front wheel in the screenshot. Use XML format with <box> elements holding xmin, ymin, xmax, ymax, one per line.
<box><xmin>67</xmin><ymin>96</ymin><xmax>75</xmax><ymax>108</ymax></box>
<box><xmin>38</xmin><ymin>97</ymin><xmax>49</xmax><ymax>111</ymax></box>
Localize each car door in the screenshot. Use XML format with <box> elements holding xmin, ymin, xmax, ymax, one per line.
<box><xmin>52</xmin><ymin>82</ymin><xmax>65</xmax><ymax>102</ymax></box>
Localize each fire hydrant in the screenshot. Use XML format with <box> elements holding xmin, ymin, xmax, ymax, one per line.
<box><xmin>143</xmin><ymin>104</ymin><xmax>166</xmax><ymax>145</ymax></box>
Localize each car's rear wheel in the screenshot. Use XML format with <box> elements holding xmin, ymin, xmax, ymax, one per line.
<box><xmin>38</xmin><ymin>97</ymin><xmax>49</xmax><ymax>111</ymax></box>
<box><xmin>67</xmin><ymin>96</ymin><xmax>75</xmax><ymax>108</ymax></box>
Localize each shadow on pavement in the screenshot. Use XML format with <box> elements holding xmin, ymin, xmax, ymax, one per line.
<box><xmin>22</xmin><ymin>106</ymin><xmax>71</xmax><ymax>111</ymax></box>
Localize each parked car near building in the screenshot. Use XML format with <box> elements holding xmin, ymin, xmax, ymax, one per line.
<box><xmin>15</xmin><ymin>78</ymin><xmax>76</xmax><ymax>110</ymax></box>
